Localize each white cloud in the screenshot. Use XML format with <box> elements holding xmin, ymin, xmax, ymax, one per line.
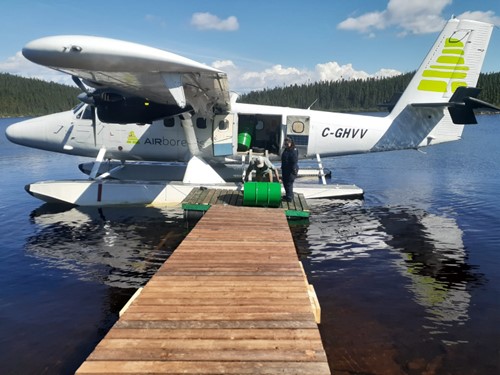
<box><xmin>212</xmin><ymin>60</ymin><xmax>401</xmax><ymax>93</ymax></box>
<box><xmin>337</xmin><ymin>0</ymin><xmax>500</xmax><ymax>36</ymax></box>
<box><xmin>191</xmin><ymin>12</ymin><xmax>239</xmax><ymax>31</ymax></box>
<box><xmin>373</xmin><ymin>68</ymin><xmax>402</xmax><ymax>78</ymax></box>
<box><xmin>212</xmin><ymin>60</ymin><xmax>237</xmax><ymax>71</ymax></box>
<box><xmin>338</xmin><ymin>11</ymin><xmax>387</xmax><ymax>34</ymax></box>
<box><xmin>315</xmin><ymin>62</ymin><xmax>370</xmax><ymax>81</ymax></box>
<box><xmin>457</xmin><ymin>10</ymin><xmax>500</xmax><ymax>25</ymax></box>
<box><xmin>0</xmin><ymin>51</ymin><xmax>72</xmax><ymax>85</ymax></box>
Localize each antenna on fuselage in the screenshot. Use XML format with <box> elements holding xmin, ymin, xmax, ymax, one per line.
<box><xmin>307</xmin><ymin>98</ymin><xmax>319</xmax><ymax>110</ymax></box>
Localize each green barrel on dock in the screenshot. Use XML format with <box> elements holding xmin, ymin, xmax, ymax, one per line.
<box><xmin>243</xmin><ymin>182</ymin><xmax>282</xmax><ymax>208</ymax></box>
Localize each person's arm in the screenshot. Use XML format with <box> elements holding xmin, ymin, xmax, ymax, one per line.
<box><xmin>266</xmin><ymin>159</ymin><xmax>280</xmax><ymax>182</ymax></box>
<box><xmin>244</xmin><ymin>162</ymin><xmax>253</xmax><ymax>181</ymax></box>
<box><xmin>292</xmin><ymin>149</ymin><xmax>299</xmax><ymax>175</ymax></box>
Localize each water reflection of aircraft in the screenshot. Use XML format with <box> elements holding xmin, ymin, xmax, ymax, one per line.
<box><xmin>304</xmin><ymin>201</ymin><xmax>483</xmax><ymax>341</ymax></box>
<box><xmin>377</xmin><ymin>208</ymin><xmax>482</xmax><ymax>333</ymax></box>
<box><xmin>27</xmin><ymin>205</ymin><xmax>186</xmax><ymax>288</ymax></box>
<box><xmin>5</xmin><ymin>19</ymin><xmax>498</xmax><ymax>206</ymax></box>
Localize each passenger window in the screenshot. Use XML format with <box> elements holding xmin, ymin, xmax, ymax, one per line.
<box><xmin>196</xmin><ymin>118</ymin><xmax>207</xmax><ymax>129</ymax></box>
<box><xmin>219</xmin><ymin>120</ymin><xmax>228</xmax><ymax>130</ymax></box>
<box><xmin>163</xmin><ymin>118</ymin><xmax>175</xmax><ymax>127</ymax></box>
<box><xmin>292</xmin><ymin>121</ymin><xmax>305</xmax><ymax>133</ymax></box>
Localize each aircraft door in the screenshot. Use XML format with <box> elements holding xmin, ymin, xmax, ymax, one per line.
<box><xmin>285</xmin><ymin>116</ymin><xmax>310</xmax><ymax>157</ymax></box>
<box><xmin>213</xmin><ymin>114</ymin><xmax>234</xmax><ymax>156</ymax></box>
<box><xmin>71</xmin><ymin>104</ymin><xmax>99</xmax><ymax>145</ymax></box>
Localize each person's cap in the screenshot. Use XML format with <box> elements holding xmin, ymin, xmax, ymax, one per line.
<box><xmin>285</xmin><ymin>137</ymin><xmax>292</xmax><ymax>142</ymax></box>
<box><xmin>256</xmin><ymin>156</ymin><xmax>264</xmax><ymax>168</ymax></box>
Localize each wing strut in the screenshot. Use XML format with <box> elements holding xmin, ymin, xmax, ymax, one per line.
<box><xmin>89</xmin><ymin>147</ymin><xmax>107</xmax><ymax>179</ymax></box>
<box><xmin>179</xmin><ymin>112</ymin><xmax>200</xmax><ymax>157</ymax></box>
<box><xmin>179</xmin><ymin>112</ymin><xmax>225</xmax><ymax>184</ymax></box>
<box><xmin>162</xmin><ymin>73</ymin><xmax>187</xmax><ymax>108</ymax></box>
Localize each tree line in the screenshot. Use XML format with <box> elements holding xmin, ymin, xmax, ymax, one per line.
<box><xmin>240</xmin><ymin>72</ymin><xmax>500</xmax><ymax>112</ymax></box>
<box><xmin>1</xmin><ymin>71</ymin><xmax>499</xmax><ymax>117</ymax></box>
<box><xmin>0</xmin><ymin>73</ymin><xmax>80</xmax><ymax>117</ymax></box>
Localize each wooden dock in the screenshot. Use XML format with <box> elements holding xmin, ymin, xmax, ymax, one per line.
<box><xmin>76</xmin><ymin>205</ymin><xmax>329</xmax><ymax>374</ymax></box>
<box><xmin>182</xmin><ymin>187</ymin><xmax>310</xmax><ymax>219</ymax></box>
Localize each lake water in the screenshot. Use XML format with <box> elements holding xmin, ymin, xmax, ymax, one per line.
<box><xmin>1</xmin><ymin>115</ymin><xmax>499</xmax><ymax>374</ymax></box>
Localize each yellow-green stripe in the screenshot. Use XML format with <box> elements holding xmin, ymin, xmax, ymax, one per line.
<box><xmin>429</xmin><ymin>65</ymin><xmax>469</xmax><ymax>71</ymax></box>
<box><xmin>437</xmin><ymin>56</ymin><xmax>465</xmax><ymax>65</ymax></box>
<box><xmin>451</xmin><ymin>81</ymin><xmax>467</xmax><ymax>92</ymax></box>
<box><xmin>423</xmin><ymin>70</ymin><xmax>467</xmax><ymax>79</ymax></box>
<box><xmin>442</xmin><ymin>48</ymin><xmax>464</xmax><ymax>55</ymax></box>
<box><xmin>417</xmin><ymin>80</ymin><xmax>448</xmax><ymax>93</ymax></box>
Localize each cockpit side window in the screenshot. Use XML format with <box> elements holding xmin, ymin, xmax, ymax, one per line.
<box><xmin>74</xmin><ymin>104</ymin><xmax>93</xmax><ymax>120</ymax></box>
<box><xmin>81</xmin><ymin>105</ymin><xmax>92</xmax><ymax>120</ymax></box>
<box><xmin>72</xmin><ymin>102</ymin><xmax>85</xmax><ymax>115</ymax></box>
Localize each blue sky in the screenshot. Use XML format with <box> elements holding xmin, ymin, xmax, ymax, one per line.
<box><xmin>1</xmin><ymin>0</ymin><xmax>499</xmax><ymax>92</ymax></box>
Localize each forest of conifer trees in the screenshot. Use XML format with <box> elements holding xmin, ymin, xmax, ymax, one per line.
<box><xmin>240</xmin><ymin>72</ymin><xmax>500</xmax><ymax>112</ymax></box>
<box><xmin>1</xmin><ymin>71</ymin><xmax>499</xmax><ymax>117</ymax></box>
<box><xmin>0</xmin><ymin>73</ymin><xmax>80</xmax><ymax>117</ymax></box>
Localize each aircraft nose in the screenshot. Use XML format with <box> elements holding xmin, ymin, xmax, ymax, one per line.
<box><xmin>5</xmin><ymin>111</ymin><xmax>76</xmax><ymax>151</ymax></box>
<box><xmin>5</xmin><ymin>117</ymin><xmax>47</xmax><ymax>148</ymax></box>
<box><xmin>5</xmin><ymin>120</ymin><xmax>32</xmax><ymax>144</ymax></box>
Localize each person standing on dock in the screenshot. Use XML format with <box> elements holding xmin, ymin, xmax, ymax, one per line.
<box><xmin>245</xmin><ymin>156</ymin><xmax>280</xmax><ymax>182</ymax></box>
<box><xmin>281</xmin><ymin>137</ymin><xmax>299</xmax><ymax>202</ymax></box>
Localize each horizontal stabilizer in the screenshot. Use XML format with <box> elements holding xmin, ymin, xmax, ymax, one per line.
<box><xmin>411</xmin><ymin>87</ymin><xmax>500</xmax><ymax>124</ymax></box>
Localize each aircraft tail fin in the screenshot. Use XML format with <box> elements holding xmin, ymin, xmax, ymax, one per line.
<box><xmin>391</xmin><ymin>18</ymin><xmax>494</xmax><ymax>116</ymax></box>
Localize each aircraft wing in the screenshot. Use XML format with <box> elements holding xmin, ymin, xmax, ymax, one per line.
<box><xmin>22</xmin><ymin>35</ymin><xmax>231</xmax><ymax>116</ymax></box>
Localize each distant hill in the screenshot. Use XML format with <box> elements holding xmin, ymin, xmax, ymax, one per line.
<box><xmin>0</xmin><ymin>73</ymin><xmax>80</xmax><ymax>117</ymax></box>
<box><xmin>239</xmin><ymin>72</ymin><xmax>500</xmax><ymax>112</ymax></box>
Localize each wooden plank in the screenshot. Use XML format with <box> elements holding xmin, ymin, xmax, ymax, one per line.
<box><xmin>209</xmin><ymin>189</ymin><xmax>222</xmax><ymax>204</ymax></box>
<box><xmin>123</xmin><ymin>305</ymin><xmax>314</xmax><ymax>314</ymax></box>
<box><xmin>229</xmin><ymin>190</ymin><xmax>241</xmax><ymax>205</ymax></box>
<box><xmin>298</xmin><ymin>193</ymin><xmax>309</xmax><ymax>212</ymax></box>
<box><xmin>77</xmin><ymin>361</ymin><xmax>331</xmax><ymax>374</ymax></box>
<box><xmin>76</xmin><ymin>205</ymin><xmax>328</xmax><ymax>374</ymax></box>
<box><xmin>114</xmin><ymin>320</ymin><xmax>319</xmax><ymax>329</ymax></box>
<box><xmin>195</xmin><ymin>188</ymin><xmax>210</xmax><ymax>204</ymax></box>
<box><xmin>106</xmin><ymin>328</ymin><xmax>322</xmax><ymax>340</ymax></box>
<box><xmin>182</xmin><ymin>188</ymin><xmax>199</xmax><ymax>204</ymax></box>
<box><xmin>87</xmin><ymin>348</ymin><xmax>327</xmax><ymax>362</ymax></box>
<box><xmin>94</xmin><ymin>338</ymin><xmax>326</xmax><ymax>351</ymax></box>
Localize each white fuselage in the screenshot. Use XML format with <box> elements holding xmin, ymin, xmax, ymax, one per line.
<box><xmin>5</xmin><ymin>101</ymin><xmax>403</xmax><ymax>165</ymax></box>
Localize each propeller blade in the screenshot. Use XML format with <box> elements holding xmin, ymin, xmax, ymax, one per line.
<box><xmin>72</xmin><ymin>75</ymin><xmax>89</xmax><ymax>93</ymax></box>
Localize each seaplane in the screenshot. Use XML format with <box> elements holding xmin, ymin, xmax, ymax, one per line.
<box><xmin>5</xmin><ymin>18</ymin><xmax>499</xmax><ymax>206</ymax></box>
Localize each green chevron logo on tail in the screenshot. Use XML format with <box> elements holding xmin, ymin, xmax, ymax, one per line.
<box><xmin>418</xmin><ymin>37</ymin><xmax>470</xmax><ymax>93</ymax></box>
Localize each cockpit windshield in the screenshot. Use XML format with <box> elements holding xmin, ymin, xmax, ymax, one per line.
<box><xmin>72</xmin><ymin>103</ymin><xmax>93</xmax><ymax>120</ymax></box>
<box><xmin>72</xmin><ymin>102</ymin><xmax>85</xmax><ymax>113</ymax></box>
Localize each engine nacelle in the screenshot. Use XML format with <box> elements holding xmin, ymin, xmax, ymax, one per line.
<box><xmin>96</xmin><ymin>97</ymin><xmax>191</xmax><ymax>124</ymax></box>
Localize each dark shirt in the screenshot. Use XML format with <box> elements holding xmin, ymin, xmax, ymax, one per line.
<box><xmin>281</xmin><ymin>146</ymin><xmax>298</xmax><ymax>177</ymax></box>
